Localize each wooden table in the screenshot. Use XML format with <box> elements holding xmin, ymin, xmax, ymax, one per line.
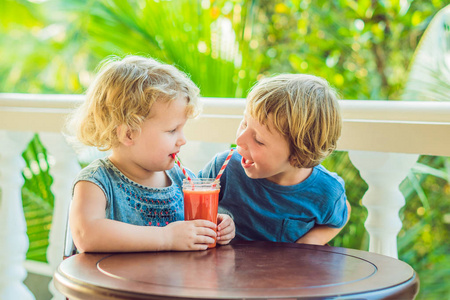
<box><xmin>54</xmin><ymin>241</ymin><xmax>419</xmax><ymax>300</ymax></box>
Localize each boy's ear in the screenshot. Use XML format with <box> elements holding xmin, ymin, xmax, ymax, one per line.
<box><xmin>116</xmin><ymin>124</ymin><xmax>134</xmax><ymax>146</ymax></box>
<box><xmin>289</xmin><ymin>155</ymin><xmax>300</xmax><ymax>168</ymax></box>
<box><xmin>289</xmin><ymin>155</ymin><xmax>296</xmax><ymax>166</ymax></box>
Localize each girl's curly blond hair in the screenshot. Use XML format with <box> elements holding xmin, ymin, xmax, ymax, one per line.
<box><xmin>247</xmin><ymin>74</ymin><xmax>342</xmax><ymax>168</ymax></box>
<box><xmin>68</xmin><ymin>55</ymin><xmax>200</xmax><ymax>151</ymax></box>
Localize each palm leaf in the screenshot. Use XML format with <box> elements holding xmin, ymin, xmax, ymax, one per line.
<box><xmin>77</xmin><ymin>0</ymin><xmax>261</xmax><ymax>97</ymax></box>
<box><xmin>22</xmin><ymin>135</ymin><xmax>54</xmax><ymax>262</ymax></box>
<box><xmin>399</xmin><ymin>6</ymin><xmax>450</xmax><ymax>299</ymax></box>
<box><xmin>402</xmin><ymin>5</ymin><xmax>450</xmax><ymax>102</ymax></box>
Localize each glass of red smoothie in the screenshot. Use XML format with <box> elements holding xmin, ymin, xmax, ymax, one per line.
<box><xmin>183</xmin><ymin>178</ymin><xmax>220</xmax><ymax>248</ymax></box>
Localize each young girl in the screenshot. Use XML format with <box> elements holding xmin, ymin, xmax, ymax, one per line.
<box><xmin>68</xmin><ymin>55</ymin><xmax>235</xmax><ymax>253</ymax></box>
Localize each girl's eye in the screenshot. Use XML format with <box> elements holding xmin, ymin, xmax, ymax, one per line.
<box><xmin>240</xmin><ymin>120</ymin><xmax>247</xmax><ymax>128</ymax></box>
<box><xmin>168</xmin><ymin>128</ymin><xmax>177</xmax><ymax>133</ymax></box>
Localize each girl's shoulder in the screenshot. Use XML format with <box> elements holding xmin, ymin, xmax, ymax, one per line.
<box><xmin>72</xmin><ymin>158</ymin><xmax>116</xmax><ymax>199</ymax></box>
<box><xmin>75</xmin><ymin>157</ymin><xmax>112</xmax><ymax>181</ymax></box>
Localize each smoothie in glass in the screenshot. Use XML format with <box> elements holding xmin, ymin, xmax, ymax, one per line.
<box><xmin>183</xmin><ymin>179</ymin><xmax>220</xmax><ymax>248</ymax></box>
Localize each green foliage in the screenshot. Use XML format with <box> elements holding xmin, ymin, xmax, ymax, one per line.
<box><xmin>399</xmin><ymin>156</ymin><xmax>450</xmax><ymax>298</ymax></box>
<box><xmin>1</xmin><ymin>0</ymin><xmax>449</xmax><ymax>298</ymax></box>
<box><xmin>322</xmin><ymin>151</ymin><xmax>369</xmax><ymax>250</ymax></box>
<box><xmin>252</xmin><ymin>0</ymin><xmax>445</xmax><ymax>100</ymax></box>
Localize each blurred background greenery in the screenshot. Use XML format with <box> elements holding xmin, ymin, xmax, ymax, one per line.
<box><xmin>1</xmin><ymin>0</ymin><xmax>449</xmax><ymax>299</ymax></box>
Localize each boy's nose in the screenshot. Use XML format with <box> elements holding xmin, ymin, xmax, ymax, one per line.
<box><xmin>235</xmin><ymin>131</ymin><xmax>247</xmax><ymax>150</ymax></box>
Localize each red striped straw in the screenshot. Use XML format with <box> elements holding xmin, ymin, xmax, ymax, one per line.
<box><xmin>213</xmin><ymin>148</ymin><xmax>235</xmax><ymax>186</ymax></box>
<box><xmin>172</xmin><ymin>154</ymin><xmax>192</xmax><ymax>183</ymax></box>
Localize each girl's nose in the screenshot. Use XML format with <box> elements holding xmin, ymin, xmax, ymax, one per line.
<box><xmin>177</xmin><ymin>131</ymin><xmax>187</xmax><ymax>147</ymax></box>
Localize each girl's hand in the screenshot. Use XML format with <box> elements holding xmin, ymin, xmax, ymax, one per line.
<box><xmin>216</xmin><ymin>214</ymin><xmax>235</xmax><ymax>245</ymax></box>
<box><xmin>164</xmin><ymin>220</ymin><xmax>217</xmax><ymax>251</ymax></box>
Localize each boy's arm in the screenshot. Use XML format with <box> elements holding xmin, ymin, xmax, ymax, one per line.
<box><xmin>296</xmin><ymin>200</ymin><xmax>351</xmax><ymax>245</ymax></box>
<box><xmin>295</xmin><ymin>225</ymin><xmax>342</xmax><ymax>245</ymax></box>
<box><xmin>216</xmin><ymin>214</ymin><xmax>235</xmax><ymax>245</ymax></box>
<box><xmin>218</xmin><ymin>206</ymin><xmax>234</xmax><ymax>219</ymax></box>
<box><xmin>198</xmin><ymin>154</ymin><xmax>220</xmax><ymax>178</ymax></box>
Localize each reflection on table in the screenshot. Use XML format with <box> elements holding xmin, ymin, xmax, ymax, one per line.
<box><xmin>54</xmin><ymin>241</ymin><xmax>419</xmax><ymax>300</ymax></box>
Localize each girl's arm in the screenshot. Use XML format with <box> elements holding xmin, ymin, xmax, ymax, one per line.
<box><xmin>70</xmin><ymin>181</ymin><xmax>217</xmax><ymax>253</ymax></box>
<box><xmin>295</xmin><ymin>200</ymin><xmax>351</xmax><ymax>245</ymax></box>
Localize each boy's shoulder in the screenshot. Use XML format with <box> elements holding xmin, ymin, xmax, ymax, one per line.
<box><xmin>216</xmin><ymin>148</ymin><xmax>237</xmax><ymax>160</ymax></box>
<box><xmin>312</xmin><ymin>164</ymin><xmax>346</xmax><ymax>192</ymax></box>
<box><xmin>210</xmin><ymin>148</ymin><xmax>239</xmax><ymax>168</ymax></box>
<box><xmin>199</xmin><ymin>148</ymin><xmax>240</xmax><ymax>178</ymax></box>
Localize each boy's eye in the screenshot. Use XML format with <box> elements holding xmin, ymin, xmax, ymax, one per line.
<box><xmin>255</xmin><ymin>138</ymin><xmax>264</xmax><ymax>146</ymax></box>
<box><xmin>168</xmin><ymin>128</ymin><xmax>177</xmax><ymax>133</ymax></box>
<box><xmin>240</xmin><ymin>120</ymin><xmax>247</xmax><ymax>128</ymax></box>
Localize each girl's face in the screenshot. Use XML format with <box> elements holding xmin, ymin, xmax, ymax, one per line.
<box><xmin>124</xmin><ymin>96</ymin><xmax>189</xmax><ymax>174</ymax></box>
<box><xmin>235</xmin><ymin>111</ymin><xmax>303</xmax><ymax>186</ymax></box>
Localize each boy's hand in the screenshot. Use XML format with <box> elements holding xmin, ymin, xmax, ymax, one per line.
<box><xmin>164</xmin><ymin>220</ymin><xmax>216</xmax><ymax>251</ymax></box>
<box><xmin>216</xmin><ymin>214</ymin><xmax>235</xmax><ymax>245</ymax></box>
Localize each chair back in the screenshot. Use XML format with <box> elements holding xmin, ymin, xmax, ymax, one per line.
<box><xmin>63</xmin><ymin>214</ymin><xmax>77</xmax><ymax>259</ymax></box>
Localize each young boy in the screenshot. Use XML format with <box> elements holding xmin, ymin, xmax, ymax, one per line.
<box><xmin>199</xmin><ymin>74</ymin><xmax>350</xmax><ymax>245</ymax></box>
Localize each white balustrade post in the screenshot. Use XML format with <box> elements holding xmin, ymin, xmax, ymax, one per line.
<box><xmin>40</xmin><ymin>133</ymin><xmax>81</xmax><ymax>300</ymax></box>
<box><xmin>0</xmin><ymin>131</ymin><xmax>35</xmax><ymax>300</ymax></box>
<box><xmin>348</xmin><ymin>150</ymin><xmax>419</xmax><ymax>258</ymax></box>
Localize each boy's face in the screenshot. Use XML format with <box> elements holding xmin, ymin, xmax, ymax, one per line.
<box><xmin>235</xmin><ymin>111</ymin><xmax>299</xmax><ymax>185</ymax></box>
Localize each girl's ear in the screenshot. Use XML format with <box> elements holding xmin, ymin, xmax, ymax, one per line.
<box><xmin>116</xmin><ymin>124</ymin><xmax>134</xmax><ymax>146</ymax></box>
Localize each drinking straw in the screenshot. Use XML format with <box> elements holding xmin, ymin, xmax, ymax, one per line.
<box><xmin>173</xmin><ymin>154</ymin><xmax>192</xmax><ymax>183</ymax></box>
<box><xmin>213</xmin><ymin>148</ymin><xmax>235</xmax><ymax>186</ymax></box>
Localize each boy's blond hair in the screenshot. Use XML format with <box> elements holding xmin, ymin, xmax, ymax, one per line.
<box><xmin>247</xmin><ymin>74</ymin><xmax>342</xmax><ymax>168</ymax></box>
<box><xmin>69</xmin><ymin>55</ymin><xmax>200</xmax><ymax>151</ymax></box>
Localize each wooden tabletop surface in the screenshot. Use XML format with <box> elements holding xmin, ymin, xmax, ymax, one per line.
<box><xmin>54</xmin><ymin>241</ymin><xmax>419</xmax><ymax>300</ymax></box>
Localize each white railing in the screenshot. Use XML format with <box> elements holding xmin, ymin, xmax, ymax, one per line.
<box><xmin>1</xmin><ymin>93</ymin><xmax>450</xmax><ymax>300</ymax></box>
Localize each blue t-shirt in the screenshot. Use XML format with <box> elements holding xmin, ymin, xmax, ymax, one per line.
<box><xmin>199</xmin><ymin>149</ymin><xmax>348</xmax><ymax>242</ymax></box>
<box><xmin>73</xmin><ymin>157</ymin><xmax>195</xmax><ymax>227</ymax></box>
